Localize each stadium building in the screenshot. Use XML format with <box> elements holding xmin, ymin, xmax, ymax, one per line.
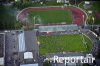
<box><xmin>0</xmin><ymin>33</ymin><xmax>5</xmax><ymax>66</ymax></box>
<box><xmin>3</xmin><ymin>30</ymin><xmax>38</xmax><ymax>66</ymax></box>
<box><xmin>37</xmin><ymin>24</ymin><xmax>80</xmax><ymax>36</ymax></box>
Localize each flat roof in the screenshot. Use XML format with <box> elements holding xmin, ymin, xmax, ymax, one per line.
<box><xmin>0</xmin><ymin>57</ymin><xmax>4</xmax><ymax>65</ymax></box>
<box><xmin>18</xmin><ymin>30</ymin><xmax>38</xmax><ymax>63</ymax></box>
<box><xmin>0</xmin><ymin>33</ymin><xmax>5</xmax><ymax>57</ymax></box>
<box><xmin>24</xmin><ymin>31</ymin><xmax>38</xmax><ymax>51</ymax></box>
<box><xmin>20</xmin><ymin>64</ymin><xmax>38</xmax><ymax>66</ymax></box>
<box><xmin>24</xmin><ymin>52</ymin><xmax>33</xmax><ymax>59</ymax></box>
<box><xmin>5</xmin><ymin>30</ymin><xmax>37</xmax><ymax>52</ymax></box>
<box><xmin>85</xmin><ymin>1</ymin><xmax>90</xmax><ymax>4</ymax></box>
<box><xmin>18</xmin><ymin>31</ymin><xmax>26</xmax><ymax>52</ymax></box>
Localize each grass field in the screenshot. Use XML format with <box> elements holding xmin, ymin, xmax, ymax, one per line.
<box><xmin>29</xmin><ymin>10</ymin><xmax>73</xmax><ymax>24</ymax></box>
<box><xmin>37</xmin><ymin>34</ymin><xmax>93</xmax><ymax>55</ymax></box>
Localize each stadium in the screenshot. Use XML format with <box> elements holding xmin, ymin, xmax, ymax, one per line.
<box><xmin>16</xmin><ymin>1</ymin><xmax>93</xmax><ymax>58</ymax></box>
<box><xmin>0</xmin><ymin>0</ymin><xmax>100</xmax><ymax>66</ymax></box>
<box><xmin>36</xmin><ymin>24</ymin><xmax>92</xmax><ymax>55</ymax></box>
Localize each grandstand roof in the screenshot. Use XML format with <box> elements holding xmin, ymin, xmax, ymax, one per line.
<box><xmin>38</xmin><ymin>24</ymin><xmax>78</xmax><ymax>32</ymax></box>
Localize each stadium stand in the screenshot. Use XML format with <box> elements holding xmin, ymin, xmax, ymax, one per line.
<box><xmin>37</xmin><ymin>24</ymin><xmax>79</xmax><ymax>35</ymax></box>
<box><xmin>38</xmin><ymin>24</ymin><xmax>78</xmax><ymax>32</ymax></box>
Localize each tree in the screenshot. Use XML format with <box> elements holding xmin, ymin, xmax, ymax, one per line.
<box><xmin>15</xmin><ymin>21</ymin><xmax>23</xmax><ymax>29</ymax></box>
<box><xmin>40</xmin><ymin>0</ymin><xmax>46</xmax><ymax>4</ymax></box>
<box><xmin>82</xmin><ymin>63</ymin><xmax>90</xmax><ymax>66</ymax></box>
<box><xmin>43</xmin><ymin>61</ymin><xmax>52</xmax><ymax>66</ymax></box>
<box><xmin>69</xmin><ymin>0</ymin><xmax>83</xmax><ymax>5</ymax></box>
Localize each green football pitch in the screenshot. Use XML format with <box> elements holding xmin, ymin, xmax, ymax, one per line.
<box><xmin>37</xmin><ymin>34</ymin><xmax>93</xmax><ymax>55</ymax></box>
<box><xmin>29</xmin><ymin>10</ymin><xmax>73</xmax><ymax>24</ymax></box>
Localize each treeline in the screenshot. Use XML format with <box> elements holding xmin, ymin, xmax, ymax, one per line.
<box><xmin>0</xmin><ymin>6</ymin><xmax>22</xmax><ymax>30</ymax></box>
<box><xmin>13</xmin><ymin>1</ymin><xmax>64</xmax><ymax>10</ymax></box>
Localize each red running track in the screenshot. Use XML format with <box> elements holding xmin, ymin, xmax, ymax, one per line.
<box><xmin>17</xmin><ymin>7</ymin><xmax>86</xmax><ymax>26</ymax></box>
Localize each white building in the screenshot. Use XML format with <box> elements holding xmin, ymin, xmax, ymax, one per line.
<box><xmin>57</xmin><ymin>0</ymin><xmax>69</xmax><ymax>3</ymax></box>
<box><xmin>20</xmin><ymin>64</ymin><xmax>38</xmax><ymax>66</ymax></box>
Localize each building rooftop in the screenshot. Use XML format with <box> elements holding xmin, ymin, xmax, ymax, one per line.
<box><xmin>5</xmin><ymin>30</ymin><xmax>38</xmax><ymax>53</ymax></box>
<box><xmin>24</xmin><ymin>52</ymin><xmax>33</xmax><ymax>59</ymax></box>
<box><xmin>0</xmin><ymin>33</ymin><xmax>5</xmax><ymax>57</ymax></box>
<box><xmin>24</xmin><ymin>31</ymin><xmax>38</xmax><ymax>51</ymax></box>
<box><xmin>0</xmin><ymin>57</ymin><xmax>4</xmax><ymax>65</ymax></box>
<box><xmin>20</xmin><ymin>63</ymin><xmax>38</xmax><ymax>66</ymax></box>
<box><xmin>4</xmin><ymin>30</ymin><xmax>38</xmax><ymax>65</ymax></box>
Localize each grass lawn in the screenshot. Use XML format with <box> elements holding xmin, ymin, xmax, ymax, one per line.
<box><xmin>37</xmin><ymin>34</ymin><xmax>93</xmax><ymax>55</ymax></box>
<box><xmin>29</xmin><ymin>10</ymin><xmax>73</xmax><ymax>24</ymax></box>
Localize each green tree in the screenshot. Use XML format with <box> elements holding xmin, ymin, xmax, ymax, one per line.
<box><xmin>43</xmin><ymin>61</ymin><xmax>52</xmax><ymax>66</ymax></box>
<box><xmin>82</xmin><ymin>63</ymin><xmax>91</xmax><ymax>66</ymax></box>
<box><xmin>15</xmin><ymin>21</ymin><xmax>23</xmax><ymax>29</ymax></box>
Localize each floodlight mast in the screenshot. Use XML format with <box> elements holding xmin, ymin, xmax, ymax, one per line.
<box><xmin>92</xmin><ymin>17</ymin><xmax>94</xmax><ymax>29</ymax></box>
<box><xmin>82</xmin><ymin>15</ymin><xmax>85</xmax><ymax>27</ymax></box>
<box><xmin>82</xmin><ymin>15</ymin><xmax>86</xmax><ymax>27</ymax></box>
<box><xmin>82</xmin><ymin>33</ymin><xmax>87</xmax><ymax>48</ymax></box>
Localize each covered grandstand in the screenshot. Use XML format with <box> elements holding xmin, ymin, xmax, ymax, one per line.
<box><xmin>38</xmin><ymin>24</ymin><xmax>79</xmax><ymax>33</ymax></box>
